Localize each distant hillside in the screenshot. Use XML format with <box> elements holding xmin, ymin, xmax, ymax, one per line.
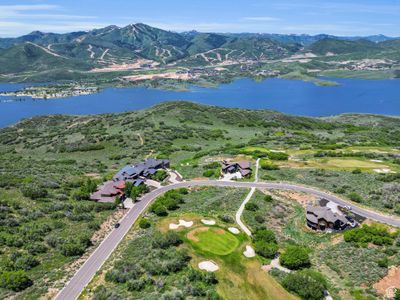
<box><xmin>0</xmin><ymin>23</ymin><xmax>399</xmax><ymax>82</ymax></box>
<box><xmin>0</xmin><ymin>23</ymin><xmax>301</xmax><ymax>75</ymax></box>
<box><xmin>308</xmin><ymin>38</ymin><xmax>382</xmax><ymax>55</ymax></box>
<box><xmin>229</xmin><ymin>33</ymin><xmax>398</xmax><ymax>45</ymax></box>
<box><xmin>0</xmin><ymin>42</ymin><xmax>92</xmax><ymax>74</ymax></box>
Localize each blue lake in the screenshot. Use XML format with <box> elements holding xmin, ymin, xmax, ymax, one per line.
<box><xmin>0</xmin><ymin>77</ymin><xmax>399</xmax><ymax>127</ymax></box>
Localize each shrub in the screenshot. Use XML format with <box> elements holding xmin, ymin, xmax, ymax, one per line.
<box><xmin>151</xmin><ymin>204</ymin><xmax>168</xmax><ymax>216</ymax></box>
<box><xmin>0</xmin><ymin>270</ymin><xmax>33</xmax><ymax>291</ymax></box>
<box><xmin>343</xmin><ymin>224</ymin><xmax>395</xmax><ymax>246</ymax></box>
<box><xmin>25</xmin><ymin>242</ymin><xmax>47</xmax><ymax>255</ymax></box>
<box><xmin>139</xmin><ymin>218</ymin><xmax>151</xmax><ymax>229</ymax></box>
<box><xmin>60</xmin><ymin>241</ymin><xmax>86</xmax><ymax>257</ymax></box>
<box><xmin>13</xmin><ymin>254</ymin><xmax>40</xmax><ymax>271</ymax></box>
<box><xmin>202</xmin><ymin>169</ymin><xmax>219</xmax><ymax>178</ymax></box>
<box><xmin>254</xmin><ymin>229</ymin><xmax>276</xmax><ymax>244</ymax></box>
<box><xmin>152</xmin><ymin>232</ymin><xmax>182</xmax><ymax>249</ymax></box>
<box><xmin>280</xmin><ymin>245</ymin><xmax>311</xmax><ymax>270</ymax></box>
<box><xmin>203</xmin><ymin>162</ymin><xmax>221</xmax><ymax>169</ymax></box>
<box><xmin>395</xmin><ymin>289</ymin><xmax>400</xmax><ymax>300</ymax></box>
<box><xmin>352</xmin><ymin>168</ymin><xmax>362</xmax><ymax>174</ymax></box>
<box><xmin>245</xmin><ymin>203</ymin><xmax>259</xmax><ymax>211</ymax></box>
<box><xmin>150</xmin><ymin>170</ymin><xmax>168</xmax><ymax>182</ymax></box>
<box><xmin>254</xmin><ymin>241</ymin><xmax>278</xmax><ymax>258</ymax></box>
<box><xmin>264</xmin><ymin>195</ymin><xmax>273</xmax><ymax>202</ymax></box>
<box><xmin>267</xmin><ymin>152</ymin><xmax>289</xmax><ymax>161</ymax></box>
<box><xmin>260</xmin><ymin>160</ymin><xmax>280</xmax><ymax>170</ymax></box>
<box><xmin>130</xmin><ymin>184</ymin><xmax>149</xmax><ymax>200</ymax></box>
<box><xmin>20</xmin><ymin>184</ymin><xmax>48</xmax><ymax>200</ymax></box>
<box><xmin>73</xmin><ymin>179</ymin><xmax>98</xmax><ymax>200</ymax></box>
<box><xmin>377</xmin><ymin>257</ymin><xmax>389</xmax><ymax>268</ymax></box>
<box><xmin>348</xmin><ymin>192</ymin><xmax>363</xmax><ymax>203</ymax></box>
<box><xmin>255</xmin><ymin>214</ymin><xmax>265</xmax><ymax>223</ymax></box>
<box><xmin>218</xmin><ymin>214</ymin><xmax>234</xmax><ymax>223</ymax></box>
<box><xmin>253</xmin><ymin>229</ymin><xmax>278</xmax><ymax>258</ymax></box>
<box><xmin>93</xmin><ymin>285</ymin><xmax>120</xmax><ymax>300</ymax></box>
<box><xmin>282</xmin><ymin>269</ymin><xmax>327</xmax><ymax>300</ymax></box>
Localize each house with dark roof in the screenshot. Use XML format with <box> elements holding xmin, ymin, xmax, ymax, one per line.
<box><xmin>306</xmin><ymin>205</ymin><xmax>349</xmax><ymax>231</ymax></box>
<box><xmin>91</xmin><ymin>158</ymin><xmax>169</xmax><ymax>202</ymax></box>
<box><xmin>90</xmin><ymin>181</ymin><xmax>124</xmax><ymax>202</ymax></box>
<box><xmin>113</xmin><ymin>158</ymin><xmax>170</xmax><ymax>182</ymax></box>
<box><xmin>222</xmin><ymin>160</ymin><xmax>252</xmax><ymax>177</ymax></box>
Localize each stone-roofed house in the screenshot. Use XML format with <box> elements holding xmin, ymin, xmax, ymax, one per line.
<box><xmin>113</xmin><ymin>158</ymin><xmax>170</xmax><ymax>182</ymax></box>
<box><xmin>306</xmin><ymin>205</ymin><xmax>349</xmax><ymax>231</ymax></box>
<box><xmin>222</xmin><ymin>160</ymin><xmax>252</xmax><ymax>177</ymax></box>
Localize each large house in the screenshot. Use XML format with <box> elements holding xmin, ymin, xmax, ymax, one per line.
<box><xmin>89</xmin><ymin>181</ymin><xmax>125</xmax><ymax>202</ymax></box>
<box><xmin>306</xmin><ymin>205</ymin><xmax>349</xmax><ymax>231</ymax></box>
<box><xmin>222</xmin><ymin>160</ymin><xmax>252</xmax><ymax>177</ymax></box>
<box><xmin>90</xmin><ymin>158</ymin><xmax>169</xmax><ymax>202</ymax></box>
<box><xmin>113</xmin><ymin>158</ymin><xmax>170</xmax><ymax>182</ymax></box>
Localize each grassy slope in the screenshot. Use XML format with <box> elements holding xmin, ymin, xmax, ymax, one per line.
<box><xmin>242</xmin><ymin>189</ymin><xmax>399</xmax><ymax>299</ymax></box>
<box><xmin>83</xmin><ymin>187</ymin><xmax>296</xmax><ymax>299</ymax></box>
<box><xmin>0</xmin><ymin>102</ymin><xmax>399</xmax><ymax>298</ymax></box>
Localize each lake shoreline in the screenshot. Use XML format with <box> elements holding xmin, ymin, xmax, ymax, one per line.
<box><xmin>0</xmin><ymin>77</ymin><xmax>399</xmax><ymax>128</ymax></box>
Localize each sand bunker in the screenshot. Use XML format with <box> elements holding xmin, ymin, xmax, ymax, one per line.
<box><xmin>169</xmin><ymin>219</ymin><xmax>193</xmax><ymax>230</ymax></box>
<box><xmin>201</xmin><ymin>219</ymin><xmax>216</xmax><ymax>225</ymax></box>
<box><xmin>243</xmin><ymin>245</ymin><xmax>256</xmax><ymax>258</ymax></box>
<box><xmin>228</xmin><ymin>227</ymin><xmax>240</xmax><ymax>234</ymax></box>
<box><xmin>373</xmin><ymin>168</ymin><xmax>394</xmax><ymax>174</ymax></box>
<box><xmin>198</xmin><ymin>261</ymin><xmax>219</xmax><ymax>272</ymax></box>
<box><xmin>370</xmin><ymin>159</ymin><xmax>383</xmax><ymax>163</ymax></box>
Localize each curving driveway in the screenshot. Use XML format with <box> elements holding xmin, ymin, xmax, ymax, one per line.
<box><xmin>55</xmin><ymin>180</ymin><xmax>400</xmax><ymax>300</ymax></box>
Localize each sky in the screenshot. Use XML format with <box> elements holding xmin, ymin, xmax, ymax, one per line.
<box><xmin>0</xmin><ymin>0</ymin><xmax>399</xmax><ymax>37</ymax></box>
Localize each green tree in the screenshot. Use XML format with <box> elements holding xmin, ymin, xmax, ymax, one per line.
<box><xmin>348</xmin><ymin>192</ymin><xmax>363</xmax><ymax>203</ymax></box>
<box><xmin>282</xmin><ymin>269</ymin><xmax>327</xmax><ymax>300</ymax></box>
<box><xmin>245</xmin><ymin>202</ymin><xmax>259</xmax><ymax>211</ymax></box>
<box><xmin>139</xmin><ymin>218</ymin><xmax>151</xmax><ymax>229</ymax></box>
<box><xmin>280</xmin><ymin>245</ymin><xmax>311</xmax><ymax>270</ymax></box>
<box><xmin>254</xmin><ymin>241</ymin><xmax>278</xmax><ymax>258</ymax></box>
<box><xmin>0</xmin><ymin>271</ymin><xmax>33</xmax><ymax>291</ymax></box>
<box><xmin>394</xmin><ymin>288</ymin><xmax>400</xmax><ymax>300</ymax></box>
<box><xmin>254</xmin><ymin>229</ymin><xmax>277</xmax><ymax>244</ymax></box>
<box><xmin>264</xmin><ymin>195</ymin><xmax>273</xmax><ymax>202</ymax></box>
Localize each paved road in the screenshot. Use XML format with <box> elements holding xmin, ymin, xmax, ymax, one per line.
<box><xmin>55</xmin><ymin>180</ymin><xmax>400</xmax><ymax>300</ymax></box>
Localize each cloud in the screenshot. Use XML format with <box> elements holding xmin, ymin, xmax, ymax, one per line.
<box><xmin>144</xmin><ymin>21</ymin><xmax>245</xmax><ymax>32</ymax></box>
<box><xmin>0</xmin><ymin>4</ymin><xmax>101</xmax><ymax>37</ymax></box>
<box><xmin>272</xmin><ymin>1</ymin><xmax>400</xmax><ymax>15</ymax></box>
<box><xmin>242</xmin><ymin>16</ymin><xmax>281</xmax><ymax>22</ymax></box>
<box><xmin>0</xmin><ymin>4</ymin><xmax>59</xmax><ymax>17</ymax></box>
<box><xmin>0</xmin><ymin>21</ymin><xmax>111</xmax><ymax>36</ymax></box>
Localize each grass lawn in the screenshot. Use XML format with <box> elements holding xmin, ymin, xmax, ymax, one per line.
<box><xmin>308</xmin><ymin>158</ymin><xmax>392</xmax><ymax>170</ymax></box>
<box><xmin>187</xmin><ymin>226</ymin><xmax>239</xmax><ymax>255</ymax></box>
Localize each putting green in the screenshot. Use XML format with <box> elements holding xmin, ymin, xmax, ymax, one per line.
<box><xmin>188</xmin><ymin>227</ymin><xmax>239</xmax><ymax>255</ymax></box>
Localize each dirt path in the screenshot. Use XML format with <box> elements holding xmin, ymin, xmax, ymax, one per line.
<box><xmin>27</xmin><ymin>42</ymin><xmax>67</xmax><ymax>59</ymax></box>
<box><xmin>88</xmin><ymin>44</ymin><xmax>95</xmax><ymax>59</ymax></box>
<box><xmin>136</xmin><ymin>133</ymin><xmax>144</xmax><ymax>145</ymax></box>
<box><xmin>100</xmin><ymin>48</ymin><xmax>109</xmax><ymax>60</ymax></box>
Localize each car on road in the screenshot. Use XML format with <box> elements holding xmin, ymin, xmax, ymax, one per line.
<box><xmin>114</xmin><ymin>223</ymin><xmax>120</xmax><ymax>229</ymax></box>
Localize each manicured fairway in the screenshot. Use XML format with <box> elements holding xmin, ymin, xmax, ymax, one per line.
<box><xmin>188</xmin><ymin>227</ymin><xmax>239</xmax><ymax>255</ymax></box>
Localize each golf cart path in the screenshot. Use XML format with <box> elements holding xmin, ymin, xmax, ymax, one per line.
<box><xmin>235</xmin><ymin>158</ymin><xmax>260</xmax><ymax>236</ymax></box>
<box><xmin>55</xmin><ymin>179</ymin><xmax>400</xmax><ymax>300</ymax></box>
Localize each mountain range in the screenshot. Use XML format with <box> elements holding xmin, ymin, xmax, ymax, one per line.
<box><xmin>0</xmin><ymin>23</ymin><xmax>399</xmax><ymax>80</ymax></box>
